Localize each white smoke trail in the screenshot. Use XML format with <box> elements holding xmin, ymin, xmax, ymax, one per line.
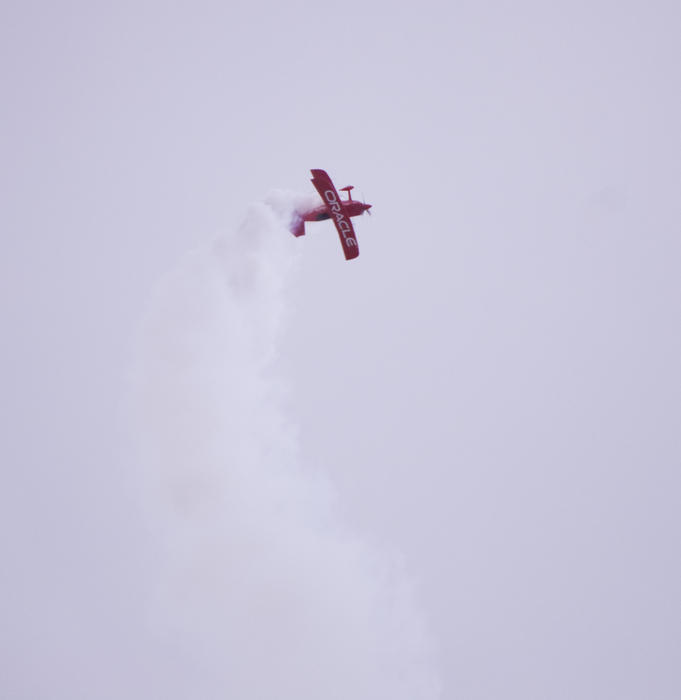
<box><xmin>132</xmin><ymin>192</ymin><xmax>441</xmax><ymax>699</ymax></box>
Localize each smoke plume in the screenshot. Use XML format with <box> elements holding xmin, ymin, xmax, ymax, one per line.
<box><xmin>133</xmin><ymin>192</ymin><xmax>441</xmax><ymax>699</ymax></box>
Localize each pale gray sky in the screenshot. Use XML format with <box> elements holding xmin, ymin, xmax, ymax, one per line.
<box><xmin>2</xmin><ymin>1</ymin><xmax>680</xmax><ymax>698</ymax></box>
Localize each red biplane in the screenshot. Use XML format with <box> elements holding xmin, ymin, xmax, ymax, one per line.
<box><xmin>290</xmin><ymin>169</ymin><xmax>372</xmax><ymax>260</ymax></box>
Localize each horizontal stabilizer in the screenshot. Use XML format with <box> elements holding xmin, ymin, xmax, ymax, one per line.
<box><xmin>289</xmin><ymin>214</ymin><xmax>305</xmax><ymax>237</ymax></box>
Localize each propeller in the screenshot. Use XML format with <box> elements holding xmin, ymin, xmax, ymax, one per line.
<box><xmin>362</xmin><ymin>191</ymin><xmax>371</xmax><ymax>215</ymax></box>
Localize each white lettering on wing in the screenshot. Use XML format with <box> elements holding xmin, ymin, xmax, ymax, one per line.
<box><xmin>323</xmin><ymin>189</ymin><xmax>356</xmax><ymax>247</ymax></box>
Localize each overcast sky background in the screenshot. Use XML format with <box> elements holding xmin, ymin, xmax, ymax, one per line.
<box><xmin>2</xmin><ymin>1</ymin><xmax>681</xmax><ymax>698</ymax></box>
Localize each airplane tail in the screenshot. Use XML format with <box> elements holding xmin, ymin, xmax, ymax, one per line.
<box><xmin>289</xmin><ymin>214</ymin><xmax>305</xmax><ymax>237</ymax></box>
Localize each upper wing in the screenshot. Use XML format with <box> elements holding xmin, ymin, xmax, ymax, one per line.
<box><xmin>310</xmin><ymin>169</ymin><xmax>359</xmax><ymax>261</ymax></box>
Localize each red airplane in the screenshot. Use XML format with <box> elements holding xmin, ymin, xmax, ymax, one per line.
<box><xmin>290</xmin><ymin>169</ymin><xmax>372</xmax><ymax>260</ymax></box>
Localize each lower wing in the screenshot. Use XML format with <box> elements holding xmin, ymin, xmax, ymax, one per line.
<box><xmin>310</xmin><ymin>169</ymin><xmax>359</xmax><ymax>261</ymax></box>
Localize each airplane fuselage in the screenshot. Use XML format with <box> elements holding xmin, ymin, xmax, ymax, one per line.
<box><xmin>302</xmin><ymin>199</ymin><xmax>371</xmax><ymax>223</ymax></box>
